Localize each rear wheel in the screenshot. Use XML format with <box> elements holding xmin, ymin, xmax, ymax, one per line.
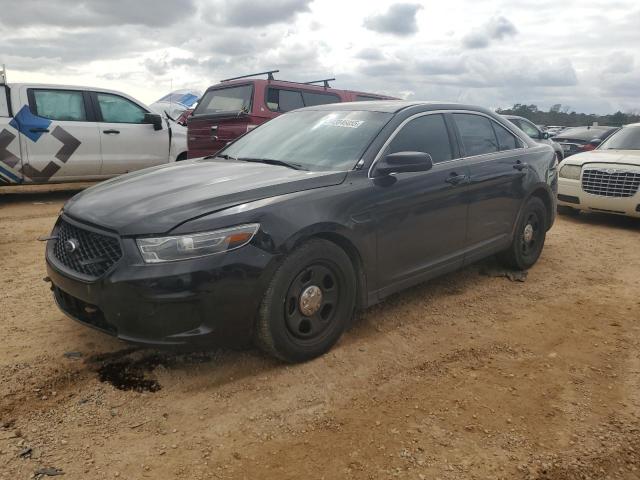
<box><xmin>499</xmin><ymin>197</ymin><xmax>547</xmax><ymax>270</ymax></box>
<box><xmin>255</xmin><ymin>239</ymin><xmax>356</xmax><ymax>362</ymax></box>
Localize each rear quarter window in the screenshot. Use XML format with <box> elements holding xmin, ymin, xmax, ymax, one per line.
<box><xmin>355</xmin><ymin>95</ymin><xmax>384</xmax><ymax>101</ymax></box>
<box><xmin>301</xmin><ymin>91</ymin><xmax>340</xmax><ymax>107</ymax></box>
<box><xmin>492</xmin><ymin>122</ymin><xmax>523</xmax><ymax>151</ymax></box>
<box><xmin>266</xmin><ymin>88</ymin><xmax>304</xmax><ymax>112</ymax></box>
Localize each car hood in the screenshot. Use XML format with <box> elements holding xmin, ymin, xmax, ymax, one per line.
<box><xmin>562</xmin><ymin>150</ymin><xmax>640</xmax><ymax>167</ymax></box>
<box><xmin>64</xmin><ymin>159</ymin><xmax>347</xmax><ymax>235</ymax></box>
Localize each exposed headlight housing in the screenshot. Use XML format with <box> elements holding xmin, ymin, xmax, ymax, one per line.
<box><xmin>137</xmin><ymin>224</ymin><xmax>259</xmax><ymax>263</ymax></box>
<box><xmin>559</xmin><ymin>164</ymin><xmax>582</xmax><ymax>180</ymax></box>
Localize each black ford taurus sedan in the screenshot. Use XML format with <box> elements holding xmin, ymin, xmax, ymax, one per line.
<box><xmin>46</xmin><ymin>101</ymin><xmax>557</xmax><ymax>362</ymax></box>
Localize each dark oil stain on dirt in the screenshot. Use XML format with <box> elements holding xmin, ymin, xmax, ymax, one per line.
<box><xmin>91</xmin><ymin>349</ymin><xmax>219</xmax><ymax>393</ymax></box>
<box><xmin>97</xmin><ymin>354</ymin><xmax>164</xmax><ymax>392</ymax></box>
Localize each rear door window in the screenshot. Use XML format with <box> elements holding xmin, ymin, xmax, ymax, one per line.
<box><xmin>386</xmin><ymin>114</ymin><xmax>454</xmax><ymax>163</ymax></box>
<box><xmin>31</xmin><ymin>89</ymin><xmax>87</xmax><ymax>121</ymax></box>
<box><xmin>453</xmin><ymin>114</ymin><xmax>499</xmax><ymax>157</ymax></box>
<box><xmin>492</xmin><ymin>122</ymin><xmax>522</xmax><ymax>151</ymax></box>
<box><xmin>96</xmin><ymin>93</ymin><xmax>146</xmax><ymax>123</ymax></box>
<box><xmin>266</xmin><ymin>88</ymin><xmax>304</xmax><ymax>112</ymax></box>
<box><xmin>301</xmin><ymin>91</ymin><xmax>340</xmax><ymax>107</ymax></box>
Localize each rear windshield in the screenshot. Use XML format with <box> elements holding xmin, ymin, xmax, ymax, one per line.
<box><xmin>600</xmin><ymin>126</ymin><xmax>640</xmax><ymax>150</ymax></box>
<box><xmin>219</xmin><ymin>110</ymin><xmax>392</xmax><ymax>172</ymax></box>
<box><xmin>195</xmin><ymin>85</ymin><xmax>252</xmax><ymax>115</ymax></box>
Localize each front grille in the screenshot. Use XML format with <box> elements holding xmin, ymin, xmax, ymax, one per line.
<box><xmin>53</xmin><ymin>219</ymin><xmax>122</xmax><ymax>279</ymax></box>
<box><xmin>582</xmin><ymin>168</ymin><xmax>640</xmax><ymax>198</ymax></box>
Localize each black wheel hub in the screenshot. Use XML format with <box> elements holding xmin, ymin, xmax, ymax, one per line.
<box><xmin>285</xmin><ymin>264</ymin><xmax>339</xmax><ymax>340</ymax></box>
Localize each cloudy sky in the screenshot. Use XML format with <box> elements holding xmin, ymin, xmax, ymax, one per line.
<box><xmin>1</xmin><ymin>0</ymin><xmax>638</xmax><ymax>114</ymax></box>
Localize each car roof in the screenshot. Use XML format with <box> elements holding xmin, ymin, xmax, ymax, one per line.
<box><xmin>300</xmin><ymin>100</ymin><xmax>496</xmax><ymax>115</ymax></box>
<box><xmin>554</xmin><ymin>126</ymin><xmax>618</xmax><ymax>140</ymax></box>
<box><xmin>206</xmin><ymin>78</ymin><xmax>395</xmax><ymax>99</ymax></box>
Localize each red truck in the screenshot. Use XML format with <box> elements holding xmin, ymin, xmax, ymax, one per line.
<box><xmin>187</xmin><ymin>70</ymin><xmax>395</xmax><ymax>158</ymax></box>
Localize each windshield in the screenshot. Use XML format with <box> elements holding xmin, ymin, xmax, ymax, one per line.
<box><xmin>600</xmin><ymin>126</ymin><xmax>640</xmax><ymax>150</ymax></box>
<box><xmin>219</xmin><ymin>110</ymin><xmax>393</xmax><ymax>171</ymax></box>
<box><xmin>195</xmin><ymin>85</ymin><xmax>252</xmax><ymax>115</ymax></box>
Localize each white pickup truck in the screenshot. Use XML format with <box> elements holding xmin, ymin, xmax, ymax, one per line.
<box><xmin>0</xmin><ymin>69</ymin><xmax>187</xmax><ymax>185</ymax></box>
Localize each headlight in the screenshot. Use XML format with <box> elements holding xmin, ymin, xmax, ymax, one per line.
<box><xmin>559</xmin><ymin>164</ymin><xmax>581</xmax><ymax>180</ymax></box>
<box><xmin>137</xmin><ymin>224</ymin><xmax>259</xmax><ymax>263</ymax></box>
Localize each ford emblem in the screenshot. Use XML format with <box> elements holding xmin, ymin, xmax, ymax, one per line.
<box><xmin>64</xmin><ymin>238</ymin><xmax>79</xmax><ymax>254</ymax></box>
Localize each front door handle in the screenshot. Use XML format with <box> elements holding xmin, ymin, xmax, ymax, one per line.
<box><xmin>513</xmin><ymin>161</ymin><xmax>528</xmax><ymax>171</ymax></box>
<box><xmin>29</xmin><ymin>127</ymin><xmax>50</xmax><ymax>133</ymax></box>
<box><xmin>103</xmin><ymin>129</ymin><xmax>120</xmax><ymax>134</ymax></box>
<box><xmin>445</xmin><ymin>173</ymin><xmax>468</xmax><ymax>185</ymax></box>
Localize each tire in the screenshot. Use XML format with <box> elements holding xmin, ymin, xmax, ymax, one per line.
<box><xmin>255</xmin><ymin>239</ymin><xmax>357</xmax><ymax>362</ymax></box>
<box><xmin>499</xmin><ymin>197</ymin><xmax>547</xmax><ymax>270</ymax></box>
<box><xmin>176</xmin><ymin>152</ymin><xmax>188</xmax><ymax>161</ymax></box>
<box><xmin>558</xmin><ymin>205</ymin><xmax>579</xmax><ymax>216</ymax></box>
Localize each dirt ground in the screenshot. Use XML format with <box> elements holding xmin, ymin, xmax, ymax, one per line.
<box><xmin>1</xmin><ymin>184</ymin><xmax>639</xmax><ymax>480</ymax></box>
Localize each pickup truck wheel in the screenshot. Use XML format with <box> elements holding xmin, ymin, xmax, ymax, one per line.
<box><xmin>255</xmin><ymin>239</ymin><xmax>356</xmax><ymax>363</ymax></box>
<box><xmin>499</xmin><ymin>197</ymin><xmax>547</xmax><ymax>270</ymax></box>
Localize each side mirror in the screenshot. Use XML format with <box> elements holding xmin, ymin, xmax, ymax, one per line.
<box><xmin>144</xmin><ymin>113</ymin><xmax>163</xmax><ymax>131</ymax></box>
<box><xmin>589</xmin><ymin>138</ymin><xmax>602</xmax><ymax>147</ymax></box>
<box><xmin>541</xmin><ymin>131</ymin><xmax>550</xmax><ymax>140</ymax></box>
<box><xmin>373</xmin><ymin>151</ymin><xmax>433</xmax><ymax>178</ymax></box>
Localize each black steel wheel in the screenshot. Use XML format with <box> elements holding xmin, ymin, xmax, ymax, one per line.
<box><xmin>284</xmin><ymin>263</ymin><xmax>340</xmax><ymax>341</ymax></box>
<box><xmin>255</xmin><ymin>239</ymin><xmax>356</xmax><ymax>362</ymax></box>
<box><xmin>499</xmin><ymin>196</ymin><xmax>547</xmax><ymax>270</ymax></box>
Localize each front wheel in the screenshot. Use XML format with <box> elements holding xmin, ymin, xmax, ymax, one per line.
<box><xmin>499</xmin><ymin>197</ymin><xmax>547</xmax><ymax>270</ymax></box>
<box><xmin>255</xmin><ymin>239</ymin><xmax>356</xmax><ymax>362</ymax></box>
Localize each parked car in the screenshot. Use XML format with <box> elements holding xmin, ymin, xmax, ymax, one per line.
<box><xmin>187</xmin><ymin>70</ymin><xmax>396</xmax><ymax>158</ymax></box>
<box><xmin>557</xmin><ymin>123</ymin><xmax>640</xmax><ymax>217</ymax></box>
<box><xmin>552</xmin><ymin>126</ymin><xmax>619</xmax><ymax>158</ymax></box>
<box><xmin>46</xmin><ymin>101</ymin><xmax>557</xmax><ymax>362</ymax></box>
<box><xmin>0</xmin><ymin>76</ymin><xmax>188</xmax><ymax>185</ymax></box>
<box><xmin>546</xmin><ymin>126</ymin><xmax>567</xmax><ymax>137</ymax></box>
<box><xmin>503</xmin><ymin>115</ymin><xmax>564</xmax><ymax>161</ymax></box>
<box><xmin>149</xmin><ymin>89</ymin><xmax>201</xmax><ymax>123</ymax></box>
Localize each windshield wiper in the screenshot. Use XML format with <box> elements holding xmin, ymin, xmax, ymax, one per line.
<box><xmin>216</xmin><ymin>154</ymin><xmax>238</xmax><ymax>160</ymax></box>
<box><xmin>237</xmin><ymin>157</ymin><xmax>308</xmax><ymax>171</ymax></box>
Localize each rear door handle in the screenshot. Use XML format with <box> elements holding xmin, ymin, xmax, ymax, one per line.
<box><xmin>29</xmin><ymin>128</ymin><xmax>49</xmax><ymax>133</ymax></box>
<box><xmin>445</xmin><ymin>173</ymin><xmax>469</xmax><ymax>185</ymax></box>
<box><xmin>103</xmin><ymin>129</ymin><xmax>120</xmax><ymax>134</ymax></box>
<box><xmin>513</xmin><ymin>161</ymin><xmax>528</xmax><ymax>171</ymax></box>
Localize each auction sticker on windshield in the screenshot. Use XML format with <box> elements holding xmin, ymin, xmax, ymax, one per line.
<box><xmin>321</xmin><ymin>119</ymin><xmax>364</xmax><ymax>128</ymax></box>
